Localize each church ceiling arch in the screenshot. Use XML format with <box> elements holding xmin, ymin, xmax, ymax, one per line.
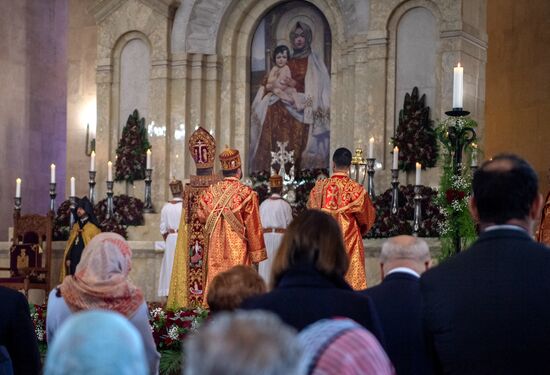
<box><xmin>172</xmin><ymin>0</ymin><xmax>370</xmax><ymax>55</ymax></box>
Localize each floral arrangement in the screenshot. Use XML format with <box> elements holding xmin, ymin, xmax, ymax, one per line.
<box><xmin>115</xmin><ymin>109</ymin><xmax>151</xmax><ymax>184</ymax></box>
<box><xmin>393</xmin><ymin>87</ymin><xmax>438</xmax><ymax>171</ymax></box>
<box><xmin>366</xmin><ymin>185</ymin><xmax>443</xmax><ymax>238</ymax></box>
<box><xmin>435</xmin><ymin>116</ymin><xmax>478</xmax><ymax>260</ymax></box>
<box><xmin>30</xmin><ymin>303</ymin><xmax>209</xmax><ymax>375</ymax></box>
<box><xmin>29</xmin><ymin>303</ymin><xmax>47</xmax><ymax>357</ymax></box>
<box><xmin>53</xmin><ymin>200</ymin><xmax>72</xmax><ymax>240</ymax></box>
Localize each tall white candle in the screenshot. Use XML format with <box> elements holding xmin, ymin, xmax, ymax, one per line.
<box><xmin>146</xmin><ymin>149</ymin><xmax>152</xmax><ymax>169</ymax></box>
<box><xmin>453</xmin><ymin>63</ymin><xmax>464</xmax><ymax>109</ymax></box>
<box><xmin>368</xmin><ymin>137</ymin><xmax>374</xmax><ymax>159</ymax></box>
<box><xmin>107</xmin><ymin>161</ymin><xmax>113</xmax><ymax>181</ymax></box>
<box><xmin>416</xmin><ymin>162</ymin><xmax>422</xmax><ymax>185</ymax></box>
<box><xmin>50</xmin><ymin>164</ymin><xmax>56</xmax><ymax>183</ymax></box>
<box><xmin>471</xmin><ymin>144</ymin><xmax>478</xmax><ymax>167</ymax></box>
<box><xmin>15</xmin><ymin>178</ymin><xmax>21</xmax><ymax>198</ymax></box>
<box><xmin>70</xmin><ymin>177</ymin><xmax>76</xmax><ymax>196</ymax></box>
<box><xmin>392</xmin><ymin>147</ymin><xmax>399</xmax><ymax>169</ymax></box>
<box><xmin>90</xmin><ymin>150</ymin><xmax>96</xmax><ymax>172</ymax></box>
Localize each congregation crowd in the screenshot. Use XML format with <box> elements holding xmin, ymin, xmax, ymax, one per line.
<box><xmin>2</xmin><ymin>152</ymin><xmax>550</xmax><ymax>375</ymax></box>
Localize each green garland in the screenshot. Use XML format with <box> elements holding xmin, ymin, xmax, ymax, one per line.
<box><xmin>435</xmin><ymin>117</ymin><xmax>479</xmax><ymax>261</ymax></box>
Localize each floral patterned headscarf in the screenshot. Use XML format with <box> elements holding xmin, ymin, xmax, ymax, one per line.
<box><xmin>60</xmin><ymin>232</ymin><xmax>144</xmax><ymax>318</ymax></box>
<box><xmin>289</xmin><ymin>21</ymin><xmax>313</xmax><ymax>59</ymax></box>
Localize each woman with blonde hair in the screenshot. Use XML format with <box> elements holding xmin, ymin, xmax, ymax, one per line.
<box><xmin>241</xmin><ymin>209</ymin><xmax>384</xmax><ymax>342</ymax></box>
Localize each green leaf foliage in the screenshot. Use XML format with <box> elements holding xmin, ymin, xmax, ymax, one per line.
<box><xmin>115</xmin><ymin>109</ymin><xmax>151</xmax><ymax>183</ymax></box>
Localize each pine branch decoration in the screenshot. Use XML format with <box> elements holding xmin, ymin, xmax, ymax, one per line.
<box><xmin>393</xmin><ymin>87</ymin><xmax>438</xmax><ymax>172</ymax></box>
<box><xmin>115</xmin><ymin>109</ymin><xmax>151</xmax><ymax>183</ymax></box>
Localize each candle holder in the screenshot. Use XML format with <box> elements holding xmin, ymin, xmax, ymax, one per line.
<box><xmin>444</xmin><ymin>108</ymin><xmax>476</xmax><ymax>254</ymax></box>
<box><xmin>69</xmin><ymin>196</ymin><xmax>77</xmax><ymax>228</ymax></box>
<box><xmin>49</xmin><ymin>182</ymin><xmax>56</xmax><ymax>213</ymax></box>
<box><xmin>412</xmin><ymin>185</ymin><xmax>423</xmax><ymax>235</ymax></box>
<box><xmin>143</xmin><ymin>168</ymin><xmax>154</xmax><ymax>213</ymax></box>
<box><xmin>366</xmin><ymin>158</ymin><xmax>376</xmax><ymax>199</ymax></box>
<box><xmin>471</xmin><ymin>165</ymin><xmax>478</xmax><ymax>176</ymax></box>
<box><xmin>14</xmin><ymin>197</ymin><xmax>22</xmax><ymax>214</ymax></box>
<box><xmin>390</xmin><ymin>169</ymin><xmax>399</xmax><ymax>215</ymax></box>
<box><xmin>88</xmin><ymin>171</ymin><xmax>96</xmax><ymax>205</ymax></box>
<box><xmin>106</xmin><ymin>181</ymin><xmax>114</xmax><ymax>219</ymax></box>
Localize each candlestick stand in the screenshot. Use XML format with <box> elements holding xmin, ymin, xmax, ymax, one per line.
<box><xmin>14</xmin><ymin>197</ymin><xmax>22</xmax><ymax>216</ymax></box>
<box><xmin>412</xmin><ymin>185</ymin><xmax>423</xmax><ymax>235</ymax></box>
<box><xmin>69</xmin><ymin>196</ymin><xmax>76</xmax><ymax>228</ymax></box>
<box><xmin>444</xmin><ymin>108</ymin><xmax>476</xmax><ymax>253</ymax></box>
<box><xmin>106</xmin><ymin>181</ymin><xmax>114</xmax><ymax>219</ymax></box>
<box><xmin>49</xmin><ymin>182</ymin><xmax>56</xmax><ymax>213</ymax></box>
<box><xmin>88</xmin><ymin>171</ymin><xmax>96</xmax><ymax>205</ymax></box>
<box><xmin>390</xmin><ymin>169</ymin><xmax>399</xmax><ymax>215</ymax></box>
<box><xmin>366</xmin><ymin>158</ymin><xmax>376</xmax><ymax>200</ymax></box>
<box><xmin>143</xmin><ymin>168</ymin><xmax>154</xmax><ymax>213</ymax></box>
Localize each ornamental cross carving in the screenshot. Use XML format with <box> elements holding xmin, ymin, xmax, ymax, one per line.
<box><xmin>270</xmin><ymin>141</ymin><xmax>295</xmax><ymax>185</ymax></box>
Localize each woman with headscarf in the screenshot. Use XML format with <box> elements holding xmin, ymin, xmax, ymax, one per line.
<box><xmin>44</xmin><ymin>310</ymin><xmax>148</xmax><ymax>375</ymax></box>
<box><xmin>299</xmin><ymin>318</ymin><xmax>395</xmax><ymax>375</ymax></box>
<box><xmin>47</xmin><ymin>233</ymin><xmax>160</xmax><ymax>374</ymax></box>
<box><xmin>241</xmin><ymin>209</ymin><xmax>384</xmax><ymax>344</ymax></box>
<box><xmin>60</xmin><ymin>196</ymin><xmax>101</xmax><ymax>280</ymax></box>
<box><xmin>250</xmin><ymin>21</ymin><xmax>331</xmax><ymax>171</ymax></box>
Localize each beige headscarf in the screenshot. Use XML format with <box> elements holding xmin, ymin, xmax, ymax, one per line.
<box><xmin>60</xmin><ymin>232</ymin><xmax>144</xmax><ymax>318</ymax></box>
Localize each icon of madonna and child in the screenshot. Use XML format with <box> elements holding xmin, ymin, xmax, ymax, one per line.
<box><xmin>249</xmin><ymin>14</ymin><xmax>331</xmax><ymax>173</ymax></box>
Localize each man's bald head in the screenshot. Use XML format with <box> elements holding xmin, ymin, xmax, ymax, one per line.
<box><xmin>380</xmin><ymin>235</ymin><xmax>431</xmax><ymax>277</ymax></box>
<box><xmin>473</xmin><ymin>154</ymin><xmax>539</xmax><ymax>225</ymax></box>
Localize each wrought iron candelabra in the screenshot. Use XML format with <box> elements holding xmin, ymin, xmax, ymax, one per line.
<box><xmin>106</xmin><ymin>181</ymin><xmax>114</xmax><ymax>219</ymax></box>
<box><xmin>143</xmin><ymin>168</ymin><xmax>154</xmax><ymax>213</ymax></box>
<box><xmin>366</xmin><ymin>158</ymin><xmax>376</xmax><ymax>199</ymax></box>
<box><xmin>412</xmin><ymin>185</ymin><xmax>423</xmax><ymax>235</ymax></box>
<box><xmin>49</xmin><ymin>183</ymin><xmax>56</xmax><ymax>213</ymax></box>
<box><xmin>444</xmin><ymin>107</ymin><xmax>477</xmax><ymax>253</ymax></box>
<box><xmin>14</xmin><ymin>197</ymin><xmax>22</xmax><ymax>214</ymax></box>
<box><xmin>88</xmin><ymin>171</ymin><xmax>96</xmax><ymax>205</ymax></box>
<box><xmin>390</xmin><ymin>169</ymin><xmax>399</xmax><ymax>215</ymax></box>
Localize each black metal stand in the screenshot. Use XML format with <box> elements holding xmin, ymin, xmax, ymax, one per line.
<box><xmin>444</xmin><ymin>108</ymin><xmax>476</xmax><ymax>253</ymax></box>
<box><xmin>69</xmin><ymin>196</ymin><xmax>76</xmax><ymax>228</ymax></box>
<box><xmin>14</xmin><ymin>197</ymin><xmax>21</xmax><ymax>213</ymax></box>
<box><xmin>49</xmin><ymin>183</ymin><xmax>56</xmax><ymax>213</ymax></box>
<box><xmin>143</xmin><ymin>168</ymin><xmax>154</xmax><ymax>213</ymax></box>
<box><xmin>106</xmin><ymin>181</ymin><xmax>114</xmax><ymax>219</ymax></box>
<box><xmin>89</xmin><ymin>171</ymin><xmax>96</xmax><ymax>205</ymax></box>
<box><xmin>413</xmin><ymin>185</ymin><xmax>423</xmax><ymax>235</ymax></box>
<box><xmin>391</xmin><ymin>169</ymin><xmax>399</xmax><ymax>215</ymax></box>
<box><xmin>366</xmin><ymin>158</ymin><xmax>375</xmax><ymax>199</ymax></box>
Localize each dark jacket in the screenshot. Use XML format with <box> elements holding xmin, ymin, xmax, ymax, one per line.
<box><xmin>421</xmin><ymin>228</ymin><xmax>550</xmax><ymax>374</ymax></box>
<box><xmin>241</xmin><ymin>264</ymin><xmax>385</xmax><ymax>344</ymax></box>
<box><xmin>361</xmin><ymin>271</ymin><xmax>433</xmax><ymax>375</ymax></box>
<box><xmin>0</xmin><ymin>287</ymin><xmax>41</xmax><ymax>375</ymax></box>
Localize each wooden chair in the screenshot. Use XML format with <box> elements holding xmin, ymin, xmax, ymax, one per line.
<box><xmin>0</xmin><ymin>210</ymin><xmax>53</xmax><ymax>300</ymax></box>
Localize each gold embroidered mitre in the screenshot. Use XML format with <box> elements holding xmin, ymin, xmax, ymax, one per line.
<box><xmin>169</xmin><ymin>178</ymin><xmax>183</xmax><ymax>196</ymax></box>
<box><xmin>269</xmin><ymin>173</ymin><xmax>283</xmax><ymax>189</ymax></box>
<box><xmin>188</xmin><ymin>127</ymin><xmax>216</xmax><ymax>171</ymax></box>
<box><xmin>219</xmin><ymin>146</ymin><xmax>241</xmax><ymax>171</ymax></box>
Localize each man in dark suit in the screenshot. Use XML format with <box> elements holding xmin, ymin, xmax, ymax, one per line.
<box><xmin>361</xmin><ymin>235</ymin><xmax>432</xmax><ymax>375</ymax></box>
<box><xmin>0</xmin><ymin>286</ymin><xmax>41</xmax><ymax>374</ymax></box>
<box><xmin>421</xmin><ymin>154</ymin><xmax>550</xmax><ymax>374</ymax></box>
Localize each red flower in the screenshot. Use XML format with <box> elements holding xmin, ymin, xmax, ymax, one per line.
<box><xmin>445</xmin><ymin>189</ymin><xmax>465</xmax><ymax>203</ymax></box>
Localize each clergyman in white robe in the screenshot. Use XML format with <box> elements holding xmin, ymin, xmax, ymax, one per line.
<box><xmin>259</xmin><ymin>194</ymin><xmax>293</xmax><ymax>283</ymax></box>
<box><xmin>158</xmin><ymin>197</ymin><xmax>183</xmax><ymax>296</ymax></box>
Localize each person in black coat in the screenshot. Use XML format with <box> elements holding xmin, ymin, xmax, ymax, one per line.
<box><xmin>361</xmin><ymin>235</ymin><xmax>433</xmax><ymax>375</ymax></box>
<box><xmin>241</xmin><ymin>209</ymin><xmax>384</xmax><ymax>344</ymax></box>
<box><xmin>421</xmin><ymin>154</ymin><xmax>550</xmax><ymax>375</ymax></box>
<box><xmin>0</xmin><ymin>286</ymin><xmax>41</xmax><ymax>374</ymax></box>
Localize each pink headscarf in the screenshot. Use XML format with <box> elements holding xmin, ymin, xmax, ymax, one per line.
<box><xmin>60</xmin><ymin>233</ymin><xmax>144</xmax><ymax>318</ymax></box>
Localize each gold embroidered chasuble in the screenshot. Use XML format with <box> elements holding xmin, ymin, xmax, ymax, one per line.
<box><xmin>536</xmin><ymin>191</ymin><xmax>550</xmax><ymax>246</ymax></box>
<box><xmin>60</xmin><ymin>222</ymin><xmax>101</xmax><ymax>281</ymax></box>
<box><xmin>199</xmin><ymin>177</ymin><xmax>267</xmax><ymax>298</ymax></box>
<box><xmin>167</xmin><ymin>174</ymin><xmax>220</xmax><ymax>309</ymax></box>
<box><xmin>307</xmin><ymin>172</ymin><xmax>376</xmax><ymax>290</ymax></box>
